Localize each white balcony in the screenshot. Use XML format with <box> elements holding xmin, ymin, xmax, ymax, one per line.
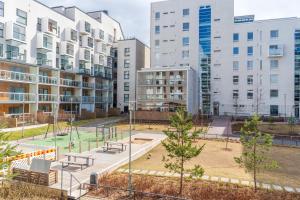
<box><xmin>5</xmin><ymin>51</ymin><xmax>26</xmax><ymax>63</ymax></box>
<box><xmin>0</xmin><ymin>70</ymin><xmax>36</xmax><ymax>83</ymax></box>
<box><xmin>82</xmin><ymin>96</ymin><xmax>95</xmax><ymax>104</ymax></box>
<box><xmin>38</xmin><ymin>94</ymin><xmax>57</xmax><ymax>102</ymax></box>
<box><xmin>39</xmin><ymin>75</ymin><xmax>58</xmax><ymax>85</ymax></box>
<box><xmin>95</xmin><ymin>42</ymin><xmax>106</xmax><ymax>55</ymax></box>
<box><xmin>37</xmin><ymin>32</ymin><xmax>53</xmax><ymax>52</ymax></box>
<box><xmin>60</xmin><ymin>41</ymin><xmax>74</xmax><ymax>57</ymax></box>
<box><xmin>80</xmin><ymin>35</ymin><xmax>94</xmax><ymax>49</ymax></box>
<box><xmin>269</xmin><ymin>45</ymin><xmax>284</xmax><ymax>57</ymax></box>
<box><xmin>94</xmin><ymin>28</ymin><xmax>105</xmax><ymax>42</ymax></box>
<box><xmin>60</xmin><ymin>78</ymin><xmax>81</xmax><ymax>88</ymax></box>
<box><xmin>5</xmin><ymin>22</ymin><xmax>26</xmax><ymax>44</ymax></box>
<box><xmin>60</xmin><ymin>95</ymin><xmax>81</xmax><ymax>103</ymax></box>
<box><xmin>64</xmin><ymin>28</ymin><xmax>77</xmax><ymax>43</ymax></box>
<box><xmin>79</xmin><ymin>48</ymin><xmax>91</xmax><ymax>62</ymax></box>
<box><xmin>0</xmin><ymin>92</ymin><xmax>36</xmax><ymax>103</ymax></box>
<box><xmin>79</xmin><ymin>20</ymin><xmax>92</xmax><ymax>35</ymax></box>
<box><xmin>93</xmin><ymin>53</ymin><xmax>105</xmax><ymax>65</ymax></box>
<box><xmin>82</xmin><ymin>82</ymin><xmax>95</xmax><ymax>89</ymax></box>
<box><xmin>41</xmin><ymin>18</ymin><xmax>59</xmax><ymax>36</ymax></box>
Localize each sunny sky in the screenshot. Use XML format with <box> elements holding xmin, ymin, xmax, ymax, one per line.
<box><xmin>38</xmin><ymin>0</ymin><xmax>300</xmax><ymax>45</ymax></box>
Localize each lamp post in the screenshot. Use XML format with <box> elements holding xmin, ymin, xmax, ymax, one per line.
<box><xmin>128</xmin><ymin>101</ymin><xmax>135</xmax><ymax>196</ymax></box>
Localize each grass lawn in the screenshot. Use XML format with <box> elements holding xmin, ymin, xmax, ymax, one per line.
<box><xmin>124</xmin><ymin>139</ymin><xmax>300</xmax><ymax>188</ymax></box>
<box><xmin>3</xmin><ymin>119</ymin><xmax>96</xmax><ymax>141</ymax></box>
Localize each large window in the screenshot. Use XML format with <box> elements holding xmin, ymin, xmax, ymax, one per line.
<box><xmin>0</xmin><ymin>44</ymin><xmax>3</xmax><ymax>57</ymax></box>
<box><xmin>233</xmin><ymin>33</ymin><xmax>239</xmax><ymax>42</ymax></box>
<box><xmin>124</xmin><ymin>59</ymin><xmax>130</xmax><ymax>68</ymax></box>
<box><xmin>182</xmin><ymin>37</ymin><xmax>189</xmax><ymax>46</ymax></box>
<box><xmin>233</xmin><ymin>76</ymin><xmax>239</xmax><ymax>85</ymax></box>
<box><xmin>16</xmin><ymin>9</ymin><xmax>27</xmax><ymax>25</ymax></box>
<box><xmin>248</xmin><ymin>46</ymin><xmax>253</xmax><ymax>56</ymax></box>
<box><xmin>247</xmin><ymin>75</ymin><xmax>253</xmax><ymax>85</ymax></box>
<box><xmin>155</xmin><ymin>26</ymin><xmax>160</xmax><ymax>34</ymax></box>
<box><xmin>85</xmin><ymin>22</ymin><xmax>91</xmax><ymax>33</ymax></box>
<box><xmin>270</xmin><ymin>89</ymin><xmax>279</xmax><ymax>98</ymax></box>
<box><xmin>247</xmin><ymin>32</ymin><xmax>253</xmax><ymax>41</ymax></box>
<box><xmin>124</xmin><ymin>48</ymin><xmax>130</xmax><ymax>56</ymax></box>
<box><xmin>182</xmin><ymin>23</ymin><xmax>189</xmax><ymax>31</ymax></box>
<box><xmin>124</xmin><ymin>71</ymin><xmax>129</xmax><ymax>79</ymax></box>
<box><xmin>270</xmin><ymin>60</ymin><xmax>279</xmax><ymax>69</ymax></box>
<box><xmin>233</xmin><ymin>47</ymin><xmax>239</xmax><ymax>55</ymax></box>
<box><xmin>233</xmin><ymin>61</ymin><xmax>239</xmax><ymax>71</ymax></box>
<box><xmin>124</xmin><ymin>94</ymin><xmax>129</xmax><ymax>103</ymax></box>
<box><xmin>13</xmin><ymin>23</ymin><xmax>26</xmax><ymax>41</ymax></box>
<box><xmin>0</xmin><ymin>1</ymin><xmax>4</xmax><ymax>17</ymax></box>
<box><xmin>0</xmin><ymin>22</ymin><xmax>3</xmax><ymax>38</ymax></box>
<box><xmin>247</xmin><ymin>90</ymin><xmax>253</xmax><ymax>100</ymax></box>
<box><xmin>183</xmin><ymin>9</ymin><xmax>189</xmax><ymax>16</ymax></box>
<box><xmin>155</xmin><ymin>12</ymin><xmax>160</xmax><ymax>20</ymax></box>
<box><xmin>270</xmin><ymin>105</ymin><xmax>279</xmax><ymax>116</ymax></box>
<box><xmin>233</xmin><ymin>90</ymin><xmax>239</xmax><ymax>99</ymax></box>
<box><xmin>270</xmin><ymin>30</ymin><xmax>279</xmax><ymax>39</ymax></box>
<box><xmin>124</xmin><ymin>82</ymin><xmax>129</xmax><ymax>91</ymax></box>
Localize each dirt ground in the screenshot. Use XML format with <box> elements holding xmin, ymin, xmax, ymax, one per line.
<box><xmin>124</xmin><ymin>139</ymin><xmax>300</xmax><ymax>187</ymax></box>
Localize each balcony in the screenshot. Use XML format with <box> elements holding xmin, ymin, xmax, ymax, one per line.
<box><xmin>64</xmin><ymin>28</ymin><xmax>77</xmax><ymax>43</ymax></box>
<box><xmin>79</xmin><ymin>48</ymin><xmax>91</xmax><ymax>62</ymax></box>
<box><xmin>40</xmin><ymin>18</ymin><xmax>58</xmax><ymax>36</ymax></box>
<box><xmin>81</xmin><ymin>35</ymin><xmax>94</xmax><ymax>49</ymax></box>
<box><xmin>95</xmin><ymin>84</ymin><xmax>109</xmax><ymax>90</ymax></box>
<box><xmin>0</xmin><ymin>92</ymin><xmax>36</xmax><ymax>103</ymax></box>
<box><xmin>94</xmin><ymin>29</ymin><xmax>105</xmax><ymax>42</ymax></box>
<box><xmin>37</xmin><ymin>32</ymin><xmax>53</xmax><ymax>52</ymax></box>
<box><xmin>61</xmin><ymin>56</ymin><xmax>74</xmax><ymax>71</ymax></box>
<box><xmin>95</xmin><ymin>96</ymin><xmax>107</xmax><ymax>103</ymax></box>
<box><xmin>60</xmin><ymin>95</ymin><xmax>81</xmax><ymax>103</ymax></box>
<box><xmin>269</xmin><ymin>45</ymin><xmax>284</xmax><ymax>57</ymax></box>
<box><xmin>82</xmin><ymin>96</ymin><xmax>95</xmax><ymax>104</ymax></box>
<box><xmin>60</xmin><ymin>42</ymin><xmax>74</xmax><ymax>57</ymax></box>
<box><xmin>37</xmin><ymin>58</ymin><xmax>52</xmax><ymax>67</ymax></box>
<box><xmin>39</xmin><ymin>75</ymin><xmax>58</xmax><ymax>85</ymax></box>
<box><xmin>38</xmin><ymin>94</ymin><xmax>57</xmax><ymax>102</ymax></box>
<box><xmin>5</xmin><ymin>51</ymin><xmax>26</xmax><ymax>63</ymax></box>
<box><xmin>82</xmin><ymin>82</ymin><xmax>94</xmax><ymax>89</ymax></box>
<box><xmin>95</xmin><ymin>42</ymin><xmax>106</xmax><ymax>54</ymax></box>
<box><xmin>79</xmin><ymin>20</ymin><xmax>91</xmax><ymax>35</ymax></box>
<box><xmin>93</xmin><ymin>54</ymin><xmax>105</xmax><ymax>65</ymax></box>
<box><xmin>0</xmin><ymin>69</ymin><xmax>36</xmax><ymax>83</ymax></box>
<box><xmin>78</xmin><ymin>68</ymin><xmax>91</xmax><ymax>76</ymax></box>
<box><xmin>60</xmin><ymin>78</ymin><xmax>81</xmax><ymax>88</ymax></box>
<box><xmin>5</xmin><ymin>22</ymin><xmax>26</xmax><ymax>44</ymax></box>
<box><xmin>94</xmin><ymin>71</ymin><xmax>112</xmax><ymax>80</ymax></box>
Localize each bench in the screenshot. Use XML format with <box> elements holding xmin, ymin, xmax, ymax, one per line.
<box><xmin>102</xmin><ymin>146</ymin><xmax>123</xmax><ymax>153</ymax></box>
<box><xmin>60</xmin><ymin>160</ymin><xmax>88</xmax><ymax>170</ymax></box>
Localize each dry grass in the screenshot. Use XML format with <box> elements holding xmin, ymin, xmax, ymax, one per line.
<box><xmin>88</xmin><ymin>173</ymin><xmax>300</xmax><ymax>200</ymax></box>
<box><xmin>123</xmin><ymin>139</ymin><xmax>300</xmax><ymax>187</ymax></box>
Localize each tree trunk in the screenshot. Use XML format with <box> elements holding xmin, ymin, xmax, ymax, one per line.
<box><xmin>179</xmin><ymin>155</ymin><xmax>184</xmax><ymax>195</ymax></box>
<box><xmin>254</xmin><ymin>142</ymin><xmax>257</xmax><ymax>192</ymax></box>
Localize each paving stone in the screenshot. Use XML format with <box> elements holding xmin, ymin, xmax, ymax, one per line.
<box><xmin>201</xmin><ymin>175</ymin><xmax>209</xmax><ymax>180</ymax></box>
<box><xmin>295</xmin><ymin>188</ymin><xmax>300</xmax><ymax>193</ymax></box>
<box><xmin>230</xmin><ymin>179</ymin><xmax>239</xmax><ymax>184</ymax></box>
<box><xmin>211</xmin><ymin>176</ymin><xmax>219</xmax><ymax>182</ymax></box>
<box><xmin>261</xmin><ymin>183</ymin><xmax>271</xmax><ymax>189</ymax></box>
<box><xmin>220</xmin><ymin>177</ymin><xmax>229</xmax><ymax>183</ymax></box>
<box><xmin>241</xmin><ymin>181</ymin><xmax>250</xmax><ymax>186</ymax></box>
<box><xmin>284</xmin><ymin>187</ymin><xmax>295</xmax><ymax>192</ymax></box>
<box><xmin>272</xmin><ymin>185</ymin><xmax>283</xmax><ymax>191</ymax></box>
<box><xmin>148</xmin><ymin>170</ymin><xmax>157</xmax><ymax>175</ymax></box>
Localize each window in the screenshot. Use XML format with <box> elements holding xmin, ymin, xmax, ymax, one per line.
<box><xmin>124</xmin><ymin>59</ymin><xmax>130</xmax><ymax>68</ymax></box>
<box><xmin>124</xmin><ymin>94</ymin><xmax>129</xmax><ymax>103</ymax></box>
<box><xmin>0</xmin><ymin>22</ymin><xmax>3</xmax><ymax>38</ymax></box>
<box><xmin>0</xmin><ymin>1</ymin><xmax>4</xmax><ymax>17</ymax></box>
<box><xmin>85</xmin><ymin>22</ymin><xmax>91</xmax><ymax>33</ymax></box>
<box><xmin>71</xmin><ymin>29</ymin><xmax>77</xmax><ymax>41</ymax></box>
<box><xmin>233</xmin><ymin>90</ymin><xmax>239</xmax><ymax>99</ymax></box>
<box><xmin>37</xmin><ymin>18</ymin><xmax>42</xmax><ymax>31</ymax></box>
<box><xmin>248</xmin><ymin>46</ymin><xmax>253</xmax><ymax>56</ymax></box>
<box><xmin>182</xmin><ymin>23</ymin><xmax>189</xmax><ymax>31</ymax></box>
<box><xmin>182</xmin><ymin>37</ymin><xmax>189</xmax><ymax>46</ymax></box>
<box><xmin>16</xmin><ymin>9</ymin><xmax>27</xmax><ymax>25</ymax></box>
<box><xmin>270</xmin><ymin>74</ymin><xmax>279</xmax><ymax>84</ymax></box>
<box><xmin>247</xmin><ymin>60</ymin><xmax>253</xmax><ymax>70</ymax></box>
<box><xmin>88</xmin><ymin>37</ymin><xmax>93</xmax><ymax>48</ymax></box>
<box><xmin>124</xmin><ymin>82</ymin><xmax>129</xmax><ymax>91</ymax></box>
<box><xmin>270</xmin><ymin>30</ymin><xmax>279</xmax><ymax>39</ymax></box>
<box><xmin>183</xmin><ymin>9</ymin><xmax>189</xmax><ymax>16</ymax></box>
<box><xmin>233</xmin><ymin>61</ymin><xmax>239</xmax><ymax>71</ymax></box>
<box><xmin>124</xmin><ymin>71</ymin><xmax>129</xmax><ymax>79</ymax></box>
<box><xmin>247</xmin><ymin>32</ymin><xmax>253</xmax><ymax>41</ymax></box>
<box><xmin>247</xmin><ymin>75</ymin><xmax>253</xmax><ymax>85</ymax></box>
<box><xmin>84</xmin><ymin>50</ymin><xmax>90</xmax><ymax>60</ymax></box>
<box><xmin>247</xmin><ymin>90</ymin><xmax>254</xmax><ymax>100</ymax></box>
<box><xmin>233</xmin><ymin>76</ymin><xmax>239</xmax><ymax>85</ymax></box>
<box><xmin>270</xmin><ymin>60</ymin><xmax>279</xmax><ymax>69</ymax></box>
<box><xmin>182</xmin><ymin>50</ymin><xmax>189</xmax><ymax>59</ymax></box>
<box><xmin>0</xmin><ymin>44</ymin><xmax>3</xmax><ymax>57</ymax></box>
<box><xmin>124</xmin><ymin>48</ymin><xmax>130</xmax><ymax>56</ymax></box>
<box><xmin>270</xmin><ymin>89</ymin><xmax>279</xmax><ymax>98</ymax></box>
<box><xmin>155</xmin><ymin>12</ymin><xmax>160</xmax><ymax>20</ymax></box>
<box><xmin>233</xmin><ymin>33</ymin><xmax>239</xmax><ymax>42</ymax></box>
<box><xmin>155</xmin><ymin>26</ymin><xmax>160</xmax><ymax>34</ymax></box>
<box><xmin>155</xmin><ymin>40</ymin><xmax>160</xmax><ymax>48</ymax></box>
<box><xmin>233</xmin><ymin>47</ymin><xmax>239</xmax><ymax>55</ymax></box>
<box><xmin>270</xmin><ymin>105</ymin><xmax>279</xmax><ymax>116</ymax></box>
<box><xmin>13</xmin><ymin>24</ymin><xmax>26</xmax><ymax>41</ymax></box>
<box><xmin>99</xmin><ymin>29</ymin><xmax>104</xmax><ymax>40</ymax></box>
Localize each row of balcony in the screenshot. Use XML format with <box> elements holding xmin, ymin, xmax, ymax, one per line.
<box><xmin>138</xmin><ymin>94</ymin><xmax>186</xmax><ymax>101</ymax></box>
<box><xmin>0</xmin><ymin>92</ymin><xmax>112</xmax><ymax>104</ymax></box>
<box><xmin>139</xmin><ymin>79</ymin><xmax>185</xmax><ymax>86</ymax></box>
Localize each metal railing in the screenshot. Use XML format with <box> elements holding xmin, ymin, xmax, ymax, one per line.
<box><xmin>95</xmin><ymin>96</ymin><xmax>107</xmax><ymax>103</ymax></box>
<box><xmin>0</xmin><ymin>92</ymin><xmax>36</xmax><ymax>102</ymax></box>
<box><xmin>0</xmin><ymin>69</ymin><xmax>36</xmax><ymax>83</ymax></box>
<box><xmin>38</xmin><ymin>94</ymin><xmax>57</xmax><ymax>102</ymax></box>
<box><xmin>60</xmin><ymin>78</ymin><xmax>81</xmax><ymax>87</ymax></box>
<box><xmin>6</xmin><ymin>51</ymin><xmax>26</xmax><ymax>62</ymax></box>
<box><xmin>37</xmin><ymin>58</ymin><xmax>52</xmax><ymax>67</ymax></box>
<box><xmin>95</xmin><ymin>84</ymin><xmax>109</xmax><ymax>90</ymax></box>
<box><xmin>60</xmin><ymin>95</ymin><xmax>81</xmax><ymax>103</ymax></box>
<box><xmin>39</xmin><ymin>75</ymin><xmax>58</xmax><ymax>85</ymax></box>
<box><xmin>82</xmin><ymin>96</ymin><xmax>95</xmax><ymax>103</ymax></box>
<box><xmin>82</xmin><ymin>82</ymin><xmax>95</xmax><ymax>89</ymax></box>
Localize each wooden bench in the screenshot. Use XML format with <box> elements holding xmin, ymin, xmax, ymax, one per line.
<box><xmin>61</xmin><ymin>160</ymin><xmax>88</xmax><ymax>170</ymax></box>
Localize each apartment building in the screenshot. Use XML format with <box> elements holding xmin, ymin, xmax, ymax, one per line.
<box><xmin>117</xmin><ymin>38</ymin><xmax>150</xmax><ymax>112</ymax></box>
<box><xmin>136</xmin><ymin>67</ymin><xmax>197</xmax><ymax>114</ymax></box>
<box><xmin>0</xmin><ymin>0</ymin><xmax>124</xmax><ymax>122</ymax></box>
<box><xmin>150</xmin><ymin>0</ymin><xmax>300</xmax><ymax>118</ymax></box>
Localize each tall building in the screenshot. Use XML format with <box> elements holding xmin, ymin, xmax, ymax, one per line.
<box><xmin>117</xmin><ymin>38</ymin><xmax>150</xmax><ymax>112</ymax></box>
<box><xmin>0</xmin><ymin>0</ymin><xmax>124</xmax><ymax>123</ymax></box>
<box><xmin>149</xmin><ymin>0</ymin><xmax>300</xmax><ymax>118</ymax></box>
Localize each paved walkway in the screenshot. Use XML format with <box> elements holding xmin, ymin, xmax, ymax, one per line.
<box><xmin>0</xmin><ymin>124</ymin><xmax>48</xmax><ymax>133</ymax></box>
<box><xmin>49</xmin><ymin>133</ymin><xmax>166</xmax><ymax>199</ymax></box>
<box><xmin>207</xmin><ymin>117</ymin><xmax>232</xmax><ymax>136</ymax></box>
<box><xmin>117</xmin><ymin>168</ymin><xmax>300</xmax><ymax>193</ymax></box>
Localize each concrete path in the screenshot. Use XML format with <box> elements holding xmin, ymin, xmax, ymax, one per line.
<box><xmin>118</xmin><ymin>168</ymin><xmax>300</xmax><ymax>193</ymax></box>
<box><xmin>207</xmin><ymin>117</ymin><xmax>232</xmax><ymax>136</ymax></box>
<box><xmin>49</xmin><ymin>133</ymin><xmax>166</xmax><ymax>199</ymax></box>
<box><xmin>0</xmin><ymin>124</ymin><xmax>48</xmax><ymax>133</ymax></box>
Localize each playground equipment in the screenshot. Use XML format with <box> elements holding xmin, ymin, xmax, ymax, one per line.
<box><xmin>96</xmin><ymin>124</ymin><xmax>118</xmax><ymax>141</ymax></box>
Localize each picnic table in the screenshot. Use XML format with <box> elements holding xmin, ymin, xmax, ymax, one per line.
<box><xmin>61</xmin><ymin>153</ymin><xmax>95</xmax><ymax>170</ymax></box>
<box><xmin>102</xmin><ymin>141</ymin><xmax>127</xmax><ymax>153</ymax></box>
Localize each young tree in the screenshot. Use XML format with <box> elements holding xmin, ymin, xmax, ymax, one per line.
<box><xmin>162</xmin><ymin>108</ymin><xmax>205</xmax><ymax>196</ymax></box>
<box><xmin>235</xmin><ymin>115</ymin><xmax>278</xmax><ymax>192</ymax></box>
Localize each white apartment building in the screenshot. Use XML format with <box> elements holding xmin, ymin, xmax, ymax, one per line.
<box><xmin>117</xmin><ymin>38</ymin><xmax>150</xmax><ymax>112</ymax></box>
<box><xmin>0</xmin><ymin>0</ymin><xmax>124</xmax><ymax>121</ymax></box>
<box><xmin>150</xmin><ymin>0</ymin><xmax>300</xmax><ymax>118</ymax></box>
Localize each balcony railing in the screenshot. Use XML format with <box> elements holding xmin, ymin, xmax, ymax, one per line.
<box><xmin>82</xmin><ymin>96</ymin><xmax>95</xmax><ymax>104</ymax></box>
<box><xmin>138</xmin><ymin>94</ymin><xmax>186</xmax><ymax>101</ymax></box>
<box><xmin>60</xmin><ymin>79</ymin><xmax>81</xmax><ymax>87</ymax></box>
<box><xmin>95</xmin><ymin>96</ymin><xmax>107</xmax><ymax>103</ymax></box>
<box><xmin>269</xmin><ymin>48</ymin><xmax>284</xmax><ymax>57</ymax></box>
<box><xmin>6</xmin><ymin>51</ymin><xmax>26</xmax><ymax>62</ymax></box>
<box><xmin>82</xmin><ymin>82</ymin><xmax>95</xmax><ymax>89</ymax></box>
<box><xmin>60</xmin><ymin>95</ymin><xmax>81</xmax><ymax>103</ymax></box>
<box><xmin>37</xmin><ymin>58</ymin><xmax>52</xmax><ymax>67</ymax></box>
<box><xmin>39</xmin><ymin>75</ymin><xmax>58</xmax><ymax>85</ymax></box>
<box><xmin>78</xmin><ymin>68</ymin><xmax>91</xmax><ymax>75</ymax></box>
<box><xmin>0</xmin><ymin>70</ymin><xmax>36</xmax><ymax>83</ymax></box>
<box><xmin>94</xmin><ymin>71</ymin><xmax>112</xmax><ymax>79</ymax></box>
<box><xmin>0</xmin><ymin>92</ymin><xmax>36</xmax><ymax>102</ymax></box>
<box><xmin>38</xmin><ymin>94</ymin><xmax>57</xmax><ymax>102</ymax></box>
<box><xmin>95</xmin><ymin>84</ymin><xmax>109</xmax><ymax>90</ymax></box>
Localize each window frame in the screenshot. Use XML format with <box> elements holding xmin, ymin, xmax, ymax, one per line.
<box><xmin>247</xmin><ymin>32</ymin><xmax>254</xmax><ymax>41</ymax></box>
<box><xmin>0</xmin><ymin>1</ymin><xmax>4</xmax><ymax>17</ymax></box>
<box><xmin>233</xmin><ymin>33</ymin><xmax>239</xmax><ymax>42</ymax></box>
<box><xmin>182</xmin><ymin>22</ymin><xmax>190</xmax><ymax>31</ymax></box>
<box><xmin>183</xmin><ymin>9</ymin><xmax>190</xmax><ymax>17</ymax></box>
<box><xmin>16</xmin><ymin>9</ymin><xmax>27</xmax><ymax>25</ymax></box>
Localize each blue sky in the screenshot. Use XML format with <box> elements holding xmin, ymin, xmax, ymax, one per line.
<box><xmin>39</xmin><ymin>0</ymin><xmax>300</xmax><ymax>45</ymax></box>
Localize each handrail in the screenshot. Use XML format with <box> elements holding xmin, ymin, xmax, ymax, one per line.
<box><xmin>0</xmin><ymin>69</ymin><xmax>36</xmax><ymax>82</ymax></box>
<box><xmin>69</xmin><ymin>172</ymin><xmax>82</xmax><ymax>198</ymax></box>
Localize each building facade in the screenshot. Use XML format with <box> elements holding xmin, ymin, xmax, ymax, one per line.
<box><xmin>117</xmin><ymin>39</ymin><xmax>150</xmax><ymax>112</ymax></box>
<box><xmin>0</xmin><ymin>0</ymin><xmax>124</xmax><ymax>121</ymax></box>
<box><xmin>150</xmin><ymin>0</ymin><xmax>300</xmax><ymax>118</ymax></box>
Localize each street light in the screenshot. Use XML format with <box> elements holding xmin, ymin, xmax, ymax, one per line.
<box><xmin>128</xmin><ymin>100</ymin><xmax>135</xmax><ymax>196</ymax></box>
